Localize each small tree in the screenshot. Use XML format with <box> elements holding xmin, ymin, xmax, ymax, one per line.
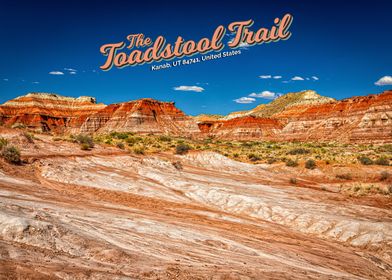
<box><xmin>1</xmin><ymin>146</ymin><xmax>21</xmax><ymax>164</ymax></box>
<box><xmin>358</xmin><ymin>156</ymin><xmax>373</xmax><ymax>165</ymax></box>
<box><xmin>305</xmin><ymin>159</ymin><xmax>316</xmax><ymax>170</ymax></box>
<box><xmin>286</xmin><ymin>159</ymin><xmax>298</xmax><ymax>167</ymax></box>
<box><xmin>76</xmin><ymin>134</ymin><xmax>94</xmax><ymax>150</ymax></box>
<box><xmin>175</xmin><ymin>144</ymin><xmax>191</xmax><ymax>155</ymax></box>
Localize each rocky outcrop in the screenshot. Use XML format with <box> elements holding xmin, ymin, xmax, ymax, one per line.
<box><xmin>0</xmin><ymin>93</ymin><xmax>105</xmax><ymax>132</ymax></box>
<box><xmin>198</xmin><ymin>116</ymin><xmax>283</xmax><ymax>140</ymax></box>
<box><xmin>272</xmin><ymin>90</ymin><xmax>392</xmax><ymax>143</ymax></box>
<box><xmin>0</xmin><ymin>93</ymin><xmax>199</xmax><ymax>136</ymax></box>
<box><xmin>1</xmin><ymin>90</ymin><xmax>391</xmax><ymax>143</ymax></box>
<box><xmin>79</xmin><ymin>98</ymin><xmax>199</xmax><ymax>135</ymax></box>
<box><xmin>198</xmin><ymin>90</ymin><xmax>392</xmax><ymax>143</ymax></box>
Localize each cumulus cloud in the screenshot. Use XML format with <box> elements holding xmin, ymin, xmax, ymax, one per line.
<box><xmin>233</xmin><ymin>97</ymin><xmax>256</xmax><ymax>104</ymax></box>
<box><xmin>273</xmin><ymin>76</ymin><xmax>282</xmax><ymax>79</ymax></box>
<box><xmin>375</xmin><ymin>76</ymin><xmax>392</xmax><ymax>86</ymax></box>
<box><xmin>312</xmin><ymin>76</ymin><xmax>319</xmax><ymax>80</ymax></box>
<box><xmin>227</xmin><ymin>36</ymin><xmax>251</xmax><ymax>50</ymax></box>
<box><xmin>64</xmin><ymin>68</ymin><xmax>77</xmax><ymax>72</ymax></box>
<box><xmin>259</xmin><ymin>75</ymin><xmax>272</xmax><ymax>79</ymax></box>
<box><xmin>249</xmin><ymin>90</ymin><xmax>276</xmax><ymax>99</ymax></box>
<box><xmin>49</xmin><ymin>71</ymin><xmax>64</xmax><ymax>75</ymax></box>
<box><xmin>69</xmin><ymin>71</ymin><xmax>77</xmax><ymax>75</ymax></box>
<box><xmin>291</xmin><ymin>76</ymin><xmax>304</xmax><ymax>81</ymax></box>
<box><xmin>173</xmin><ymin>85</ymin><xmax>205</xmax><ymax>92</ymax></box>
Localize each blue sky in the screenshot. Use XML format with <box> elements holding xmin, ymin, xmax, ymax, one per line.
<box><xmin>0</xmin><ymin>0</ymin><xmax>391</xmax><ymax>115</ymax></box>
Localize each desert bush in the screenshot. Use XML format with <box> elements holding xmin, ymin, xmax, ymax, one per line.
<box><xmin>110</xmin><ymin>132</ymin><xmax>129</xmax><ymax>140</ymax></box>
<box><xmin>380</xmin><ymin>171</ymin><xmax>390</xmax><ymax>181</ymax></box>
<box><xmin>288</xmin><ymin>148</ymin><xmax>310</xmax><ymax>155</ymax></box>
<box><xmin>336</xmin><ymin>173</ymin><xmax>352</xmax><ymax>180</ymax></box>
<box><xmin>158</xmin><ymin>135</ymin><xmax>172</xmax><ymax>142</ymax></box>
<box><xmin>175</xmin><ymin>144</ymin><xmax>191</xmax><ymax>155</ymax></box>
<box><xmin>1</xmin><ymin>146</ymin><xmax>21</xmax><ymax>164</ymax></box>
<box><xmin>0</xmin><ymin>137</ymin><xmax>8</xmax><ymax>149</ymax></box>
<box><xmin>172</xmin><ymin>161</ymin><xmax>183</xmax><ymax>170</ymax></box>
<box><xmin>23</xmin><ymin>132</ymin><xmax>34</xmax><ymax>143</ymax></box>
<box><xmin>267</xmin><ymin>158</ymin><xmax>278</xmax><ymax>164</ymax></box>
<box><xmin>76</xmin><ymin>134</ymin><xmax>94</xmax><ymax>149</ymax></box>
<box><xmin>375</xmin><ymin>157</ymin><xmax>389</xmax><ymax>166</ymax></box>
<box><xmin>116</xmin><ymin>142</ymin><xmax>125</xmax><ymax>149</ymax></box>
<box><xmin>286</xmin><ymin>159</ymin><xmax>298</xmax><ymax>167</ymax></box>
<box><xmin>133</xmin><ymin>147</ymin><xmax>145</xmax><ymax>155</ymax></box>
<box><xmin>247</xmin><ymin>153</ymin><xmax>261</xmax><ymax>162</ymax></box>
<box><xmin>358</xmin><ymin>156</ymin><xmax>373</xmax><ymax>165</ymax></box>
<box><xmin>305</xmin><ymin>159</ymin><xmax>316</xmax><ymax>170</ymax></box>
<box><xmin>289</xmin><ymin>178</ymin><xmax>297</xmax><ymax>184</ymax></box>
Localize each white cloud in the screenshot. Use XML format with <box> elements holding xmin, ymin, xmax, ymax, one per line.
<box><xmin>238</xmin><ymin>42</ymin><xmax>250</xmax><ymax>49</ymax></box>
<box><xmin>64</xmin><ymin>68</ymin><xmax>77</xmax><ymax>72</ymax></box>
<box><xmin>291</xmin><ymin>76</ymin><xmax>304</xmax><ymax>81</ymax></box>
<box><xmin>233</xmin><ymin>97</ymin><xmax>256</xmax><ymax>104</ymax></box>
<box><xmin>32</xmin><ymin>81</ymin><xmax>39</xmax><ymax>84</ymax></box>
<box><xmin>49</xmin><ymin>71</ymin><xmax>64</xmax><ymax>75</ymax></box>
<box><xmin>69</xmin><ymin>71</ymin><xmax>77</xmax><ymax>75</ymax></box>
<box><xmin>259</xmin><ymin>75</ymin><xmax>272</xmax><ymax>79</ymax></box>
<box><xmin>228</xmin><ymin>37</ymin><xmax>251</xmax><ymax>50</ymax></box>
<box><xmin>273</xmin><ymin>76</ymin><xmax>282</xmax><ymax>79</ymax></box>
<box><xmin>312</xmin><ymin>76</ymin><xmax>319</xmax><ymax>80</ymax></box>
<box><xmin>173</xmin><ymin>85</ymin><xmax>205</xmax><ymax>92</ymax></box>
<box><xmin>249</xmin><ymin>90</ymin><xmax>276</xmax><ymax>99</ymax></box>
<box><xmin>3</xmin><ymin>78</ymin><xmax>8</xmax><ymax>81</ymax></box>
<box><xmin>375</xmin><ymin>76</ymin><xmax>392</xmax><ymax>86</ymax></box>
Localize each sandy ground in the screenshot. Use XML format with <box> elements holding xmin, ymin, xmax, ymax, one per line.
<box><xmin>0</xmin><ymin>129</ymin><xmax>391</xmax><ymax>279</ymax></box>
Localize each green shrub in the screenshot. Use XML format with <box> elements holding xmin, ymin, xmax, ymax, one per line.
<box><xmin>76</xmin><ymin>134</ymin><xmax>94</xmax><ymax>149</ymax></box>
<box><xmin>375</xmin><ymin>157</ymin><xmax>389</xmax><ymax>166</ymax></box>
<box><xmin>358</xmin><ymin>156</ymin><xmax>373</xmax><ymax>165</ymax></box>
<box><xmin>133</xmin><ymin>147</ymin><xmax>145</xmax><ymax>155</ymax></box>
<box><xmin>289</xmin><ymin>178</ymin><xmax>297</xmax><ymax>184</ymax></box>
<box><xmin>116</xmin><ymin>142</ymin><xmax>125</xmax><ymax>149</ymax></box>
<box><xmin>0</xmin><ymin>137</ymin><xmax>8</xmax><ymax>149</ymax></box>
<box><xmin>110</xmin><ymin>132</ymin><xmax>129</xmax><ymax>140</ymax></box>
<box><xmin>175</xmin><ymin>144</ymin><xmax>191</xmax><ymax>155</ymax></box>
<box><xmin>288</xmin><ymin>148</ymin><xmax>310</xmax><ymax>155</ymax></box>
<box><xmin>158</xmin><ymin>135</ymin><xmax>172</xmax><ymax>142</ymax></box>
<box><xmin>286</xmin><ymin>159</ymin><xmax>298</xmax><ymax>167</ymax></box>
<box><xmin>267</xmin><ymin>158</ymin><xmax>278</xmax><ymax>164</ymax></box>
<box><xmin>1</xmin><ymin>146</ymin><xmax>21</xmax><ymax>164</ymax></box>
<box><xmin>247</xmin><ymin>153</ymin><xmax>261</xmax><ymax>162</ymax></box>
<box><xmin>305</xmin><ymin>159</ymin><xmax>316</xmax><ymax>170</ymax></box>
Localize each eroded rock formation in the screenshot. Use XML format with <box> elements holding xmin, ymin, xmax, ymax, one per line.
<box><xmin>1</xmin><ymin>90</ymin><xmax>391</xmax><ymax>143</ymax></box>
